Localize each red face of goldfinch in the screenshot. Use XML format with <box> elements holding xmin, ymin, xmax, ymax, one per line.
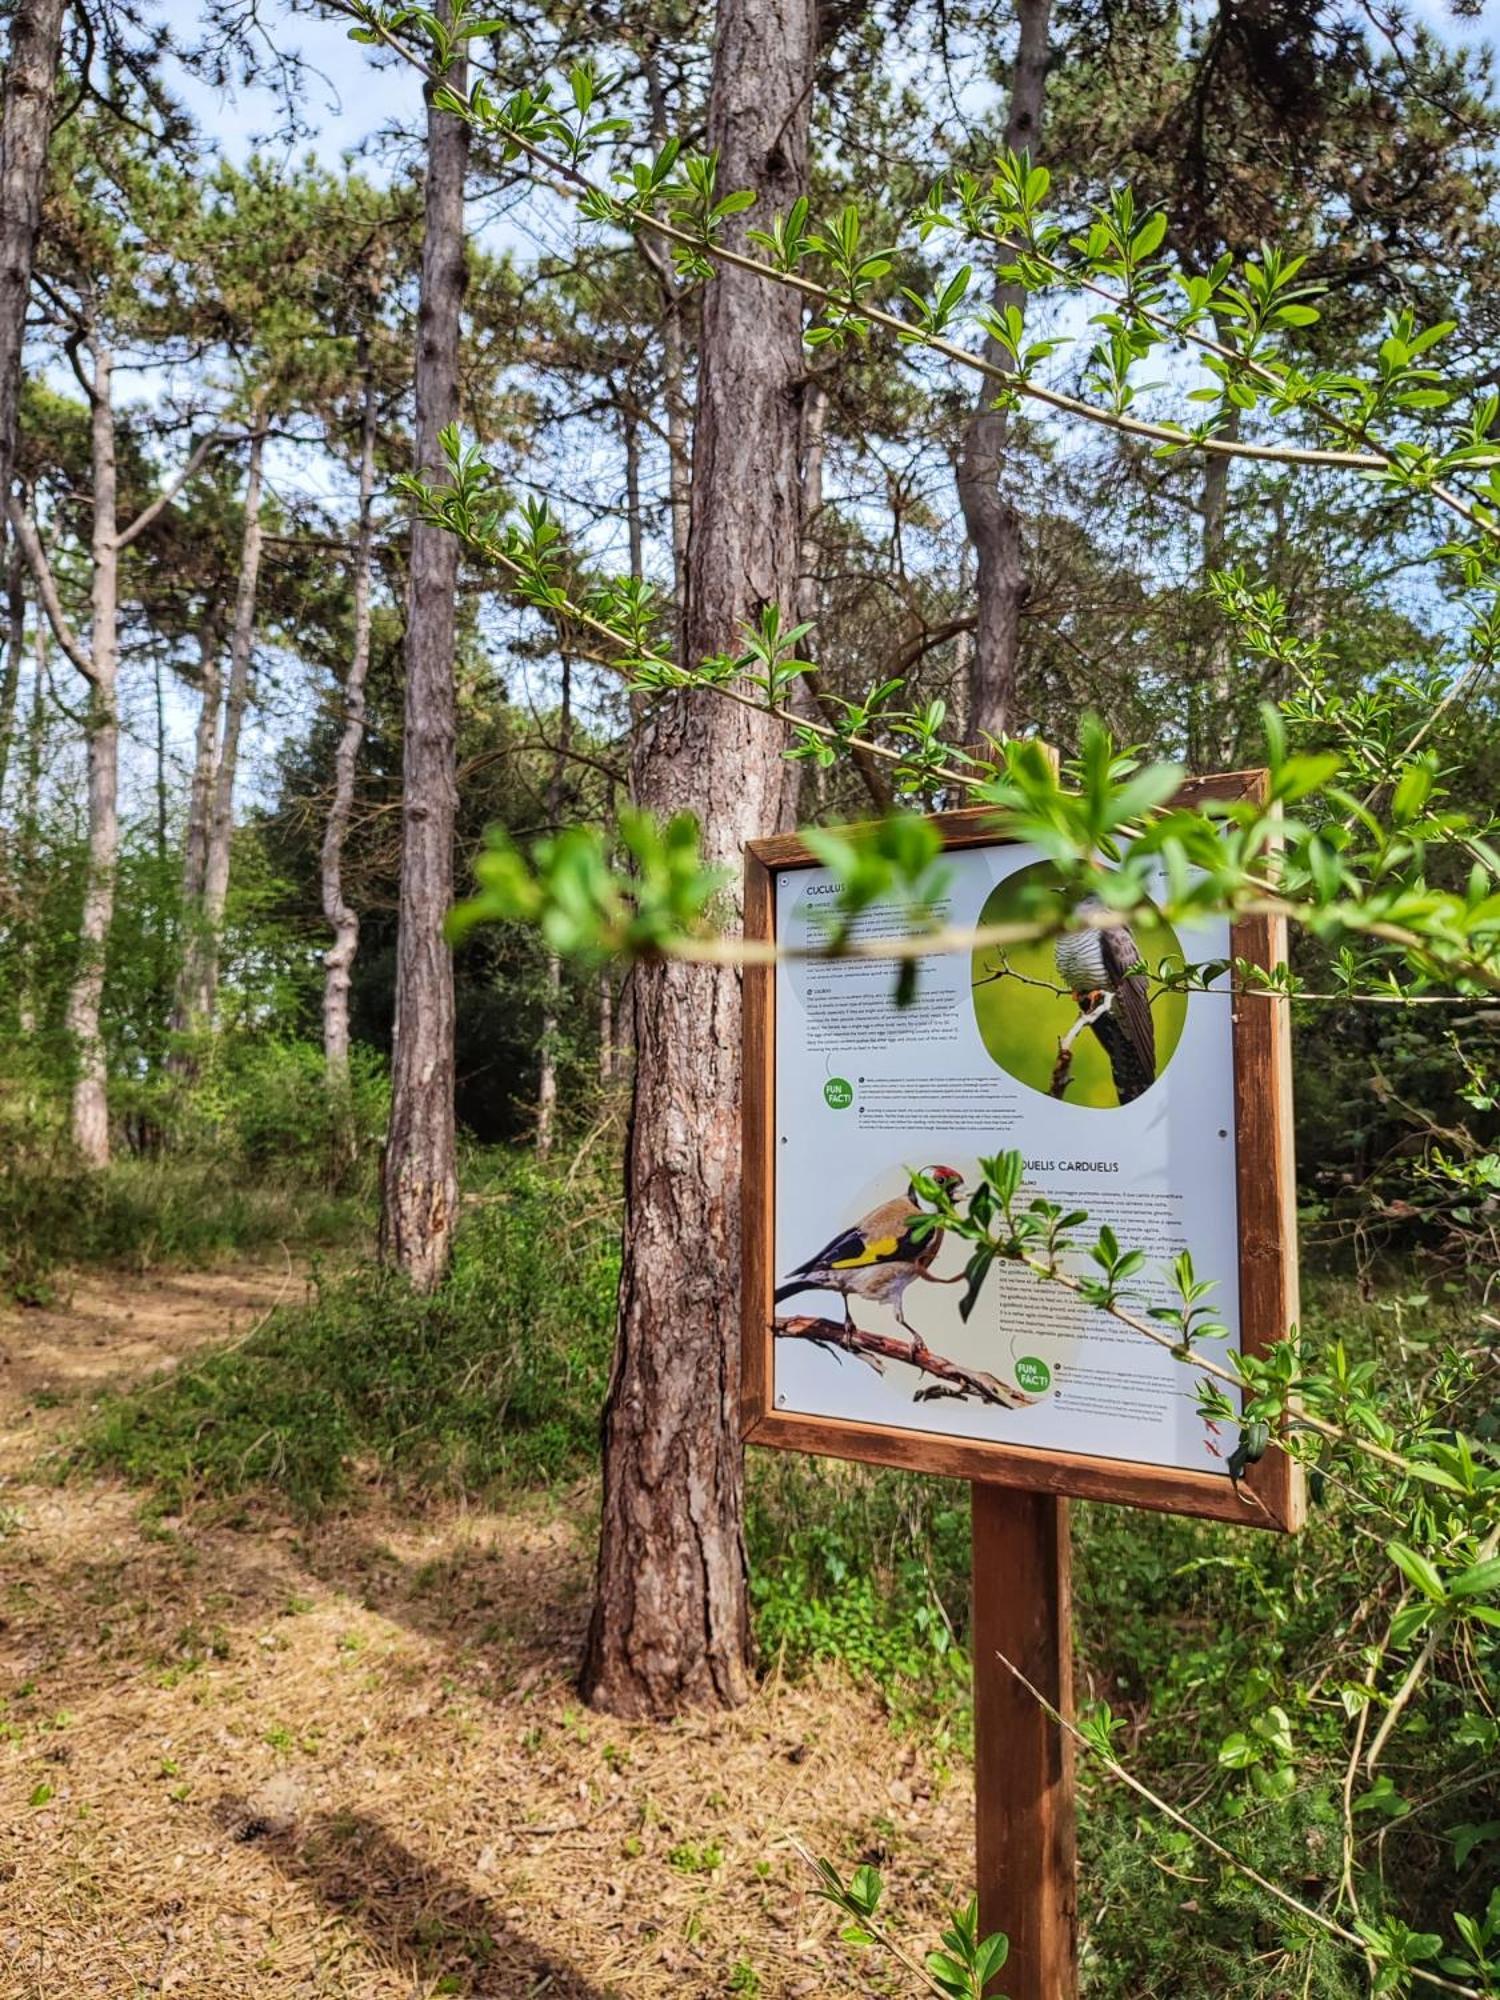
<box><xmin>911</xmin><ymin>1164</ymin><xmax>964</xmax><ymax>1205</ymax></box>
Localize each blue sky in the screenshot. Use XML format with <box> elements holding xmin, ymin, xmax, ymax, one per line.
<box><xmin>162</xmin><ymin>0</ymin><xmax>1500</xmax><ymax>170</ymax></box>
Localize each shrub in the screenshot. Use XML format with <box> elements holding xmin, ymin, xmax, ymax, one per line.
<box><xmin>72</xmin><ymin>1150</ymin><xmax>618</xmax><ymax>1511</ymax></box>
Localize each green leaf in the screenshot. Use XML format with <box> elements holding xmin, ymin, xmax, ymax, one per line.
<box><xmin>1387</xmin><ymin>1541</ymin><xmax>1447</xmax><ymax>1603</ymax></box>
<box><xmin>924</xmin><ymin>1949</ymin><xmax>971</xmax><ymax>1995</ymax></box>
<box><xmin>1218</xmin><ymin>1731</ymin><xmax>1259</xmax><ymax>1769</ymax></box>
<box><xmin>1449</xmin><ymin>1558</ymin><xmax>1500</xmax><ymax>1600</ymax></box>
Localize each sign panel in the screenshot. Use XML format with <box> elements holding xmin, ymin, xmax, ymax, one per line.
<box><xmin>741</xmin><ymin>775</ymin><xmax>1302</xmax><ymax>1529</ymax></box>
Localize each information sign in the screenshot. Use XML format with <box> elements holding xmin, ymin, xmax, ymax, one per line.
<box><xmin>741</xmin><ymin>774</ymin><xmax>1302</xmax><ymax>1531</ymax></box>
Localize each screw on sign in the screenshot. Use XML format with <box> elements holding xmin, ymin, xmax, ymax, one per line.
<box><xmin>739</xmin><ymin>764</ymin><xmax>1301</xmax><ymax>2000</ymax></box>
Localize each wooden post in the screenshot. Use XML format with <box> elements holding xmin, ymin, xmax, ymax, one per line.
<box><xmin>971</xmin><ymin>1482</ymin><xmax>1077</xmax><ymax>2000</ymax></box>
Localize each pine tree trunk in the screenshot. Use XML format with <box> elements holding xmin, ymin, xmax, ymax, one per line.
<box><xmin>0</xmin><ymin>0</ymin><xmax>66</xmax><ymax>536</ymax></box>
<box><xmin>379</xmin><ymin>13</ymin><xmax>469</xmax><ymax>1292</ymax></box>
<box><xmin>68</xmin><ymin>339</ymin><xmax>121</xmax><ymax>1168</ymax></box>
<box><xmin>778</xmin><ymin>378</ymin><xmax>828</xmax><ymax>827</ymax></box>
<box><xmin>0</xmin><ymin>538</ymin><xmax>24</xmax><ymax>810</ymax></box>
<box><xmin>1195</xmin><ymin>389</ymin><xmax>1240</xmax><ymax>769</ymax></box>
<box><xmin>643</xmin><ymin>54</ymin><xmax>691</xmax><ymax>618</ymax></box>
<box><xmin>178</xmin><ymin>424</ymin><xmax>265</xmax><ymax>1037</ymax></box>
<box><xmin>180</xmin><ymin>620</ymin><xmax>224</xmax><ymax>909</ymax></box>
<box><xmin>598</xmin><ymin>971</ymin><xmax>613</xmax><ymax>1086</ymax></box>
<box><xmin>15</xmin><ymin>614</ymin><xmax>43</xmax><ymax>1035</ymax></box>
<box><xmin>166</xmin><ymin>616</ymin><xmax>225</xmax><ymax>1061</ymax></box>
<box><xmin>321</xmin><ymin>362</ymin><xmax>379</xmax><ymax>1152</ymax></box>
<box><xmin>581</xmin><ymin>0</ymin><xmax>815</xmax><ymax>1720</ymax></box>
<box><xmin>955</xmin><ymin>0</ymin><xmax>1052</xmax><ymax>743</ymax></box>
<box><xmin>535</xmin><ymin>656</ymin><xmax>571</xmax><ymax>1162</ymax></box>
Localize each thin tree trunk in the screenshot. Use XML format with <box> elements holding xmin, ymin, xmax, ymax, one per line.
<box><xmin>1196</xmin><ymin>392</ymin><xmax>1240</xmax><ymax>768</ymax></box>
<box><xmin>179</xmin><ymin>619</ymin><xmax>222</xmax><ymax>903</ymax></box>
<box><xmin>379</xmin><ymin>10</ymin><xmax>469</xmax><ymax>1292</ymax></box>
<box><xmin>15</xmin><ymin>610</ymin><xmax>43</xmax><ymax>1034</ymax></box>
<box><xmin>622</xmin><ymin>397</ymin><xmax>644</xmax><ymax>584</ymax></box>
<box><xmin>0</xmin><ymin>0</ymin><xmax>67</xmax><ymax>540</ymax></box>
<box><xmin>67</xmin><ymin>338</ymin><xmax>120</xmax><ymax>1168</ymax></box>
<box><xmin>661</xmin><ymin>293</ymin><xmax>690</xmax><ymax>612</ymax></box>
<box><xmin>582</xmin><ymin>0</ymin><xmax>816</xmax><ymax>1720</ymax></box>
<box><xmin>321</xmin><ymin>360</ymin><xmax>378</xmax><ymax>1148</ymax></box>
<box><xmin>778</xmin><ymin>378</ymin><xmax>827</xmax><ymax>827</ymax></box>
<box><xmin>165</xmin><ymin>614</ymin><xmax>225</xmax><ymax>1065</ymax></box>
<box><xmin>643</xmin><ymin>55</ymin><xmax>691</xmax><ymax>616</ymax></box>
<box><xmin>535</xmin><ymin>654</ymin><xmax>572</xmax><ymax>1163</ymax></box>
<box><xmin>955</xmin><ymin>0</ymin><xmax>1052</xmax><ymax>742</ymax></box>
<box><xmin>179</xmin><ymin>423</ymin><xmax>265</xmax><ymax>1035</ymax></box>
<box><xmin>0</xmin><ymin>537</ymin><xmax>24</xmax><ymax>808</ymax></box>
<box><xmin>598</xmin><ymin>971</ymin><xmax>613</xmax><ymax>1085</ymax></box>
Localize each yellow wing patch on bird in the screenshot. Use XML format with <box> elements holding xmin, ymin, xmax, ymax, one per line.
<box><xmin>831</xmin><ymin>1234</ymin><xmax>901</xmax><ymax>1269</ymax></box>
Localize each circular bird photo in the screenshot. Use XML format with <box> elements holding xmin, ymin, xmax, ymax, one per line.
<box><xmin>970</xmin><ymin>862</ymin><xmax>1189</xmax><ymax>1109</ymax></box>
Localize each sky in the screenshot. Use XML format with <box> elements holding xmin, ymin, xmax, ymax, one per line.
<box><xmin>72</xmin><ymin>0</ymin><xmax>1500</xmax><ymax>818</ymax></box>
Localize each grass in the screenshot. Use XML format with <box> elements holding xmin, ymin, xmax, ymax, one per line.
<box><xmin>0</xmin><ymin>1155</ymin><xmax>365</xmax><ymax>1305</ymax></box>
<box><xmin>72</xmin><ymin>1152</ymin><xmax>618</xmax><ymax>1512</ymax></box>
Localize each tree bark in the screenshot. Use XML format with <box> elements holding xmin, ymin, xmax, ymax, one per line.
<box><xmin>189</xmin><ymin>423</ymin><xmax>265</xmax><ymax>1030</ymax></box>
<box><xmin>0</xmin><ymin>536</ymin><xmax>23</xmax><ymax>809</ymax></box>
<box><xmin>955</xmin><ymin>0</ymin><xmax>1052</xmax><ymax>743</ymax></box>
<box><xmin>0</xmin><ymin>0</ymin><xmax>67</xmax><ymax>539</ymax></box>
<box><xmin>379</xmin><ymin>10</ymin><xmax>468</xmax><ymax>1292</ymax></box>
<box><xmin>777</xmin><ymin>378</ymin><xmax>827</xmax><ymax>828</ymax></box>
<box><xmin>15</xmin><ymin>608</ymin><xmax>43</xmax><ymax>1033</ymax></box>
<box><xmin>535</xmin><ymin>652</ymin><xmax>572</xmax><ymax>1162</ymax></box>
<box><xmin>581</xmin><ymin>0</ymin><xmax>815</xmax><ymax>1720</ymax></box>
<box><xmin>67</xmin><ymin>338</ymin><xmax>120</xmax><ymax>1167</ymax></box>
<box><xmin>179</xmin><ymin>619</ymin><xmax>223</xmax><ymax>907</ymax></box>
<box><xmin>321</xmin><ymin>360</ymin><xmax>378</xmax><ymax>1145</ymax></box>
<box><xmin>1194</xmin><ymin>388</ymin><xmax>1240</xmax><ymax>769</ymax></box>
<box><xmin>598</xmin><ymin>970</ymin><xmax>614</xmax><ymax>1085</ymax></box>
<box><xmin>165</xmin><ymin>614</ymin><xmax>225</xmax><ymax>1061</ymax></box>
<box><xmin>642</xmin><ymin>53</ymin><xmax>691</xmax><ymax>619</ymax></box>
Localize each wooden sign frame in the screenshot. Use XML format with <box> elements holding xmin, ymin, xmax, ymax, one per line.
<box><xmin>740</xmin><ymin>770</ymin><xmax>1303</xmax><ymax>1533</ymax></box>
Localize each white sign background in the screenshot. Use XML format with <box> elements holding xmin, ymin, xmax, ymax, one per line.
<box><xmin>771</xmin><ymin>841</ymin><xmax>1243</xmax><ymax>1478</ymax></box>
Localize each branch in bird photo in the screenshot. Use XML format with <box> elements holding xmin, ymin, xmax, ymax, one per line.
<box><xmin>774</xmin><ymin>1314</ymin><xmax>1033</xmax><ymax>1408</ymax></box>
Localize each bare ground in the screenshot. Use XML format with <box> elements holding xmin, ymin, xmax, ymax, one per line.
<box><xmin>0</xmin><ymin>1264</ymin><xmax>972</xmax><ymax>1998</ymax></box>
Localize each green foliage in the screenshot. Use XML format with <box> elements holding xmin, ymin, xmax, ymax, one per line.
<box><xmin>811</xmin><ymin>1856</ymin><xmax>1010</xmax><ymax>1998</ymax></box>
<box><xmin>0</xmin><ymin>1034</ymin><xmax>384</xmax><ymax>1301</ymax></box>
<box><xmin>0</xmin><ymin>1156</ymin><xmax>362</xmax><ymax>1308</ymax></box>
<box><xmin>143</xmin><ymin>1037</ymin><xmax>391</xmax><ymax>1188</ymax></box>
<box><xmin>72</xmin><ymin>1151</ymin><xmax>617</xmax><ymax>1512</ymax></box>
<box><xmin>746</xmin><ymin>1455</ymin><xmax>971</xmax><ymax>1723</ymax></box>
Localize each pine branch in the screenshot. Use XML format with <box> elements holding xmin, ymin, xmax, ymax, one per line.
<box><xmin>7</xmin><ymin>500</ymin><xmax>93</xmax><ymax>683</ymax></box>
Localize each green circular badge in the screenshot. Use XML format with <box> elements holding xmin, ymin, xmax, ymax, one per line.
<box><xmin>822</xmin><ymin>1076</ymin><xmax>853</xmax><ymax>1110</ymax></box>
<box><xmin>1015</xmin><ymin>1355</ymin><xmax>1052</xmax><ymax>1394</ymax></box>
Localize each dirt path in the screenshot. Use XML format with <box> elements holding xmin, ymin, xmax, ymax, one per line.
<box><xmin>0</xmin><ymin>1265</ymin><xmax>971</xmax><ymax>1999</ymax></box>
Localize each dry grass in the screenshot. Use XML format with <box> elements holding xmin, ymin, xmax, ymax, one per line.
<box><xmin>0</xmin><ymin>1270</ymin><xmax>972</xmax><ymax>1999</ymax></box>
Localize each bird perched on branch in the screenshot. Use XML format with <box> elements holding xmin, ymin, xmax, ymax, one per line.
<box><xmin>774</xmin><ymin>1165</ymin><xmax>965</xmax><ymax>1356</ymax></box>
<box><xmin>1054</xmin><ymin>900</ymin><xmax>1157</xmax><ymax>1105</ymax></box>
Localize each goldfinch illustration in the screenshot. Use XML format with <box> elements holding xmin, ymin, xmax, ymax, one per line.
<box><xmin>1054</xmin><ymin>899</ymin><xmax>1157</xmax><ymax>1105</ymax></box>
<box><xmin>774</xmin><ymin>1165</ymin><xmax>965</xmax><ymax>1352</ymax></box>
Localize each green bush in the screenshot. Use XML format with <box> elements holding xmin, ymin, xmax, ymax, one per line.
<box><xmin>0</xmin><ymin>1156</ymin><xmax>364</xmax><ymax>1305</ymax></box>
<box><xmin>73</xmin><ymin>1151</ymin><xmax>618</xmax><ymax>1511</ymax></box>
<box><xmin>0</xmin><ymin>1036</ymin><xmax>387</xmax><ymax>1300</ymax></box>
<box><xmin>148</xmin><ymin>1035</ymin><xmax>391</xmax><ymax>1188</ymax></box>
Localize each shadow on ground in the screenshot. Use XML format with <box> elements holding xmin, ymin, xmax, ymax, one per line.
<box><xmin>223</xmin><ymin>1800</ymin><xmax>617</xmax><ymax>1998</ymax></box>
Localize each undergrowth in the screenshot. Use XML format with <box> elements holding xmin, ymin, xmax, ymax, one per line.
<box><xmin>0</xmin><ymin>1157</ymin><xmax>364</xmax><ymax>1304</ymax></box>
<box><xmin>0</xmin><ymin>1036</ymin><xmax>388</xmax><ymax>1302</ymax></box>
<box><xmin>58</xmin><ymin>1173</ymin><xmax>1498</xmax><ymax>1998</ymax></box>
<box><xmin>71</xmin><ymin>1152</ymin><xmax>617</xmax><ymax>1511</ymax></box>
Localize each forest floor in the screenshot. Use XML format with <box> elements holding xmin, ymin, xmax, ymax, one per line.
<box><xmin>0</xmin><ymin>1261</ymin><xmax>971</xmax><ymax>1999</ymax></box>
